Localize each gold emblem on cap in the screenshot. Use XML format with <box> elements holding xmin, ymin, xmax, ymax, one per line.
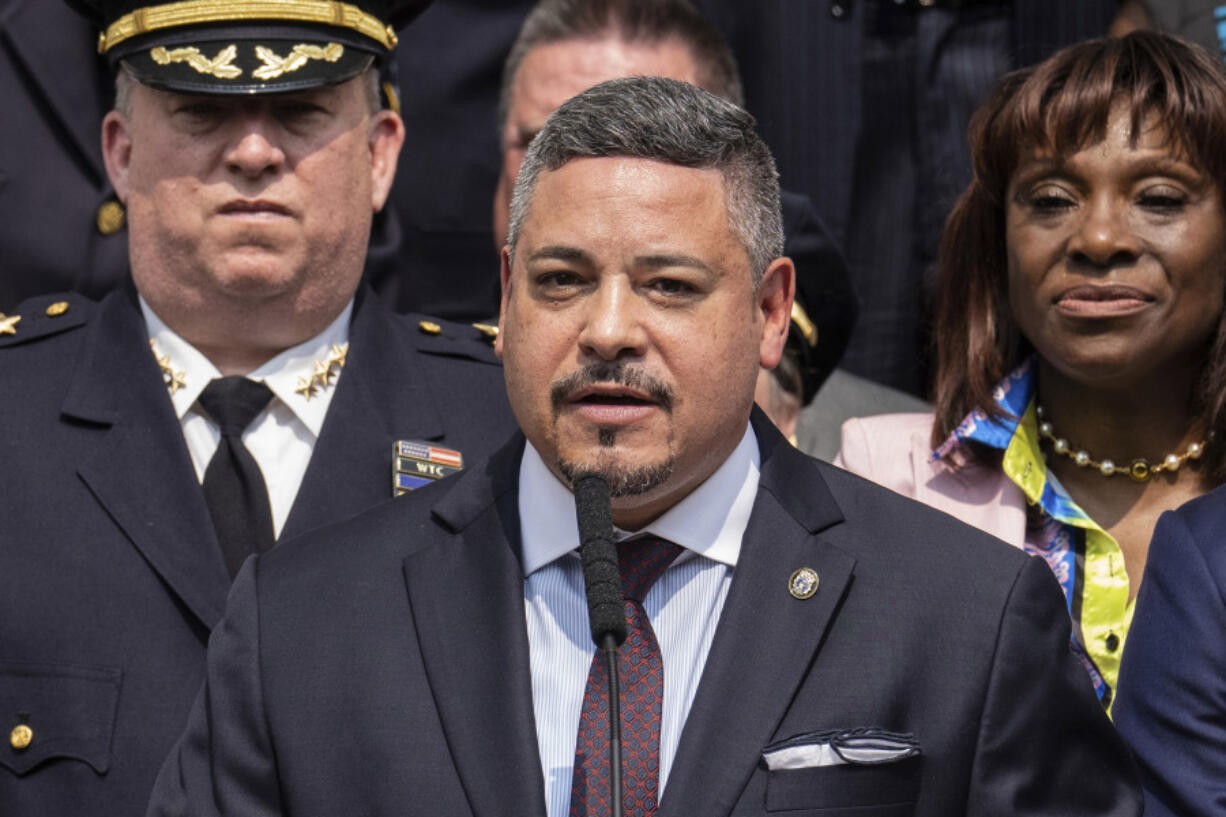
<box><xmin>0</xmin><ymin>314</ymin><xmax>21</xmax><ymax>336</ymax></box>
<box><xmin>419</xmin><ymin>321</ymin><xmax>442</xmax><ymax>336</ymax></box>
<box><xmin>788</xmin><ymin>567</ymin><xmax>820</xmax><ymax>600</ymax></box>
<box><xmin>254</xmin><ymin>42</ymin><xmax>344</xmax><ymax>80</ymax></box>
<box><xmin>101</xmin><ymin>0</ymin><xmax>398</xmax><ymax>54</ymax></box>
<box><xmin>45</xmin><ymin>302</ymin><xmax>70</xmax><ymax>317</ymax></box>
<box><xmin>151</xmin><ymin>44</ymin><xmax>241</xmax><ymax>78</ymax></box>
<box><xmin>97</xmin><ymin>201</ymin><xmax>126</xmax><ymax>236</ymax></box>
<box><xmin>10</xmin><ymin>724</ymin><xmax>32</xmax><ymax>751</ymax></box>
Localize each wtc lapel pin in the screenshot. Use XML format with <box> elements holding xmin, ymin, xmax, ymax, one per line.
<box><xmin>788</xmin><ymin>567</ymin><xmax>820</xmax><ymax>599</ymax></box>
<box><xmin>393</xmin><ymin>440</ymin><xmax>464</xmax><ymax>496</ymax></box>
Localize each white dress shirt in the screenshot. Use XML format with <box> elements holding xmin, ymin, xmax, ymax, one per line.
<box><xmin>140</xmin><ymin>298</ymin><xmax>352</xmax><ymax>537</ymax></box>
<box><xmin>519</xmin><ymin>427</ymin><xmax>760</xmax><ymax>817</ymax></box>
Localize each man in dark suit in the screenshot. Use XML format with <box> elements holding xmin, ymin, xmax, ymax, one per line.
<box><xmin>492</xmin><ymin>0</ymin><xmax>925</xmax><ymax>456</ymax></box>
<box><xmin>1113</xmin><ymin>487</ymin><xmax>1226</xmax><ymax>817</ymax></box>
<box><xmin>0</xmin><ymin>1</ymin><xmax>517</xmax><ymax>814</ymax></box>
<box><xmin>149</xmin><ymin>76</ymin><xmax>1138</xmax><ymax>817</ymax></box>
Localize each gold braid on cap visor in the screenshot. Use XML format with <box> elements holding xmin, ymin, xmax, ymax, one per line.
<box><xmin>98</xmin><ymin>0</ymin><xmax>397</xmax><ymax>53</ymax></box>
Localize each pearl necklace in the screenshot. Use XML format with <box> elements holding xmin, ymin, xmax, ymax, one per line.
<box><xmin>1035</xmin><ymin>405</ymin><xmax>1206</xmax><ymax>482</ymax></box>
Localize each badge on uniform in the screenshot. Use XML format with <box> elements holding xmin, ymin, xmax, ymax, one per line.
<box><xmin>393</xmin><ymin>441</ymin><xmax>464</xmax><ymax>496</ymax></box>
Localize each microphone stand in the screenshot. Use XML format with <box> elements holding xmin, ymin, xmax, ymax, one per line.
<box><xmin>601</xmin><ymin>633</ymin><xmax>623</xmax><ymax>817</ymax></box>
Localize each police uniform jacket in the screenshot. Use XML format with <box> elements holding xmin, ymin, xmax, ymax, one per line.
<box><xmin>0</xmin><ymin>283</ymin><xmax>517</xmax><ymax>815</ymax></box>
<box><xmin>0</xmin><ymin>0</ymin><xmax>128</xmax><ymax>311</ymax></box>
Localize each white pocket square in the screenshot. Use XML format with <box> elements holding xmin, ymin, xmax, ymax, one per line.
<box><xmin>762</xmin><ymin>728</ymin><xmax>921</xmax><ymax>770</ymax></box>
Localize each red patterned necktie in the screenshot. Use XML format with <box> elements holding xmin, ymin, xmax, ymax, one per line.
<box><xmin>570</xmin><ymin>536</ymin><xmax>682</xmax><ymax>817</ymax></box>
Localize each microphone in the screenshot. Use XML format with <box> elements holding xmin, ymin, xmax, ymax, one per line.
<box><xmin>573</xmin><ymin>473</ymin><xmax>626</xmax><ymax>817</ymax></box>
<box><xmin>575</xmin><ymin>473</ymin><xmax>627</xmax><ymax>648</ymax></box>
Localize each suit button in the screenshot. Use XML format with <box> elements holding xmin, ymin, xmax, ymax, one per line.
<box><xmin>1105</xmin><ymin>633</ymin><xmax>1120</xmax><ymax>652</ymax></box>
<box><xmin>96</xmin><ymin>200</ymin><xmax>126</xmax><ymax>235</ymax></box>
<box><xmin>10</xmin><ymin>724</ymin><xmax>32</xmax><ymax>751</ymax></box>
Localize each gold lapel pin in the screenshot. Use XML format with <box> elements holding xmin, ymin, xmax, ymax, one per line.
<box><xmin>788</xmin><ymin>567</ymin><xmax>820</xmax><ymax>600</ymax></box>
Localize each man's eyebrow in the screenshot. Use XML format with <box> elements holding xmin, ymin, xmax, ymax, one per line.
<box><xmin>527</xmin><ymin>245</ymin><xmax>593</xmax><ymax>265</ymax></box>
<box><xmin>638</xmin><ymin>254</ymin><xmax>716</xmax><ymax>275</ymax></box>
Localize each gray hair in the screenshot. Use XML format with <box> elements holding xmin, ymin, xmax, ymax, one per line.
<box><xmin>113</xmin><ymin>63</ymin><xmax>382</xmax><ymax>116</ymax></box>
<box><xmin>506</xmin><ymin>75</ymin><xmax>783</xmax><ymax>284</ymax></box>
<box><xmin>499</xmin><ymin>0</ymin><xmax>744</xmax><ymax>139</ymax></box>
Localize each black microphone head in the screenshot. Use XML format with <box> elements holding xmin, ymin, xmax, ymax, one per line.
<box><xmin>573</xmin><ymin>474</ymin><xmax>627</xmax><ymax>647</ymax></box>
<box><xmin>575</xmin><ymin>473</ymin><xmax>611</xmax><ymax>542</ymax></box>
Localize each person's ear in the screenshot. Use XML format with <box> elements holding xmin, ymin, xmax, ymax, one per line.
<box><xmin>495</xmin><ymin>245</ymin><xmax>513</xmax><ymax>360</ymax></box>
<box><xmin>757</xmin><ymin>256</ymin><xmax>795</xmax><ymax>369</ymax></box>
<box><xmin>368</xmin><ymin>110</ymin><xmax>405</xmax><ymax>212</ymax></box>
<box><xmin>102</xmin><ymin>110</ymin><xmax>133</xmax><ymax>203</ymax></box>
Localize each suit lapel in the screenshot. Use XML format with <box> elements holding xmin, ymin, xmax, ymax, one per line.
<box><xmin>402</xmin><ymin>439</ymin><xmax>549</xmax><ymax>817</ymax></box>
<box><xmin>3</xmin><ymin>0</ymin><xmax>109</xmax><ymax>185</ymax></box>
<box><xmin>281</xmin><ymin>291</ymin><xmax>445</xmax><ymax>540</ymax></box>
<box><xmin>659</xmin><ymin>418</ymin><xmax>856</xmax><ymax>817</ymax></box>
<box><xmin>64</xmin><ymin>290</ymin><xmax>230</xmax><ymax>630</ymax></box>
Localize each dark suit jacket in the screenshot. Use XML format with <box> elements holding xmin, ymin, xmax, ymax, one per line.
<box><xmin>1113</xmin><ymin>487</ymin><xmax>1226</xmax><ymax>817</ymax></box>
<box><xmin>0</xmin><ymin>0</ymin><xmax>128</xmax><ymax>311</ymax></box>
<box><xmin>148</xmin><ymin>415</ymin><xmax>1139</xmax><ymax>816</ymax></box>
<box><xmin>0</xmin><ymin>284</ymin><xmax>517</xmax><ymax>815</ymax></box>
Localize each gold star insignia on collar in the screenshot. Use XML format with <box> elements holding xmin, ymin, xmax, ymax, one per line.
<box><xmin>326</xmin><ymin>343</ymin><xmax>348</xmax><ymax>369</ymax></box>
<box><xmin>295</xmin><ymin>376</ymin><xmax>319</xmax><ymax>400</ymax></box>
<box><xmin>148</xmin><ymin>339</ymin><xmax>187</xmax><ymax>394</ymax></box>
<box><xmin>295</xmin><ymin>342</ymin><xmax>349</xmax><ymax>402</ymax></box>
<box><xmin>0</xmin><ymin>313</ymin><xmax>21</xmax><ymax>335</ymax></box>
<box><xmin>313</xmin><ymin>359</ymin><xmax>336</xmax><ymax>387</ymax></box>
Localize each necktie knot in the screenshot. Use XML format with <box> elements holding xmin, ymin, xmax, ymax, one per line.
<box><xmin>199</xmin><ymin>376</ymin><xmax>274</xmax><ymax>436</ymax></box>
<box><xmin>618</xmin><ymin>537</ymin><xmax>682</xmax><ymax>603</ymax></box>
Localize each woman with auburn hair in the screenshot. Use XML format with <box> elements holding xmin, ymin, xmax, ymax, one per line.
<box><xmin>837</xmin><ymin>30</ymin><xmax>1226</xmax><ymax>709</ymax></box>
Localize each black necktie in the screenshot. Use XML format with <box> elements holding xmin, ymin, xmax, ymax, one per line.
<box><xmin>198</xmin><ymin>376</ymin><xmax>276</xmax><ymax>577</ymax></box>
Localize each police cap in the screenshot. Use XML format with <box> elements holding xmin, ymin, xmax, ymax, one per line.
<box><xmin>67</xmin><ymin>0</ymin><xmax>432</xmax><ymax>94</ymax></box>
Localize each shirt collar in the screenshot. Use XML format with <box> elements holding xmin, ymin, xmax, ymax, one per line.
<box><xmin>140</xmin><ymin>297</ymin><xmax>353</xmax><ymax>437</ymax></box>
<box><xmin>933</xmin><ymin>357</ymin><xmax>1037</xmax><ymax>461</ymax></box>
<box><xmin>518</xmin><ymin>424</ymin><xmax>761</xmax><ymax>576</ymax></box>
<box><xmin>932</xmin><ymin>356</ymin><xmax>1093</xmax><ymax>525</ymax></box>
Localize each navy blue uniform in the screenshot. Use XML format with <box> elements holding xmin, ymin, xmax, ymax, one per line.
<box><xmin>0</xmin><ymin>283</ymin><xmax>516</xmax><ymax>815</ymax></box>
<box><xmin>0</xmin><ymin>0</ymin><xmax>127</xmax><ymax>311</ymax></box>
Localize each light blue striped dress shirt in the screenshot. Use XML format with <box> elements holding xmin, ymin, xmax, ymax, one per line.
<box><xmin>519</xmin><ymin>427</ymin><xmax>760</xmax><ymax>817</ymax></box>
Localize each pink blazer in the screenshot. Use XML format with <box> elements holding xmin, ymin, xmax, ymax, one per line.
<box><xmin>834</xmin><ymin>413</ymin><xmax>1028</xmax><ymax>548</ymax></box>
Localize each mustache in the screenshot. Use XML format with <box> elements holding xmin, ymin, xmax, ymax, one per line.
<box><xmin>549</xmin><ymin>362</ymin><xmax>674</xmax><ymax>412</ymax></box>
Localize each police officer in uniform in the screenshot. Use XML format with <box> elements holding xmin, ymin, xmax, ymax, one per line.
<box><xmin>0</xmin><ymin>1</ymin><xmax>517</xmax><ymax>813</ymax></box>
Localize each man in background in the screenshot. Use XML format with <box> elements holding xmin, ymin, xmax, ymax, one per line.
<box><xmin>0</xmin><ymin>1</ymin><xmax>515</xmax><ymax>813</ymax></box>
<box><xmin>492</xmin><ymin>0</ymin><xmax>925</xmax><ymax>458</ymax></box>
